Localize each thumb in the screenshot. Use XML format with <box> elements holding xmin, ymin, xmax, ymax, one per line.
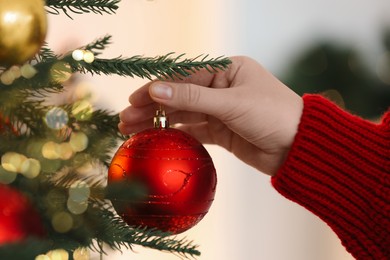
<box><xmin>149</xmin><ymin>81</ymin><xmax>230</xmax><ymax>117</ymax></box>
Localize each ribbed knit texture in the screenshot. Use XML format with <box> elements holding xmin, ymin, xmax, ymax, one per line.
<box><xmin>272</xmin><ymin>94</ymin><xmax>389</xmax><ymax>260</ymax></box>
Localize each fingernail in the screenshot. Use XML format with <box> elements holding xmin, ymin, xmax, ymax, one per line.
<box><xmin>150</xmin><ymin>84</ymin><xmax>173</xmax><ymax>99</ymax></box>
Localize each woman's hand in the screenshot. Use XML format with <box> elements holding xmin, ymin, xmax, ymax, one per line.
<box><xmin>119</xmin><ymin>56</ymin><xmax>303</xmax><ymax>176</ymax></box>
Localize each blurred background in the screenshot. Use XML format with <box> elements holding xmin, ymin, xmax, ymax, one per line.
<box><xmin>46</xmin><ymin>0</ymin><xmax>390</xmax><ymax>259</ymax></box>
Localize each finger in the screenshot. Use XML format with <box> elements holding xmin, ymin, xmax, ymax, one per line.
<box><xmin>128</xmin><ymin>62</ymin><xmax>234</xmax><ymax>107</ymax></box>
<box><xmin>148</xmin><ymin>81</ymin><xmax>237</xmax><ymax>120</ymax></box>
<box><xmin>118</xmin><ymin>121</ymin><xmax>152</xmax><ymax>135</ymax></box>
<box><xmin>174</xmin><ymin>122</ymin><xmax>213</xmax><ymax>144</ymax></box>
<box><xmin>119</xmin><ymin>103</ymin><xmax>157</xmax><ymax>124</ymax></box>
<box><xmin>129</xmin><ymin>81</ymin><xmax>155</xmax><ymax>107</ymax></box>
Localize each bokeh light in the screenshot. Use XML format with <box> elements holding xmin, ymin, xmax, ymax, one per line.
<box><xmin>1</xmin><ymin>152</ymin><xmax>27</xmax><ymax>172</ymax></box>
<box><xmin>73</xmin><ymin>248</ymin><xmax>90</xmax><ymax>260</ymax></box>
<box><xmin>72</xmin><ymin>49</ymin><xmax>84</xmax><ymax>61</ymax></box>
<box><xmin>67</xmin><ymin>198</ymin><xmax>88</xmax><ymax>215</ymax></box>
<box><xmin>50</xmin><ymin>61</ymin><xmax>72</xmax><ymax>83</ymax></box>
<box><xmin>83</xmin><ymin>51</ymin><xmax>95</xmax><ymax>63</ymax></box>
<box><xmin>69</xmin><ymin>180</ymin><xmax>90</xmax><ymax>203</ymax></box>
<box><xmin>69</xmin><ymin>132</ymin><xmax>89</xmax><ymax>152</ymax></box>
<box><xmin>51</xmin><ymin>211</ymin><xmax>73</xmax><ymax>233</ymax></box>
<box><xmin>42</xmin><ymin>141</ymin><xmax>61</xmax><ymax>160</ymax></box>
<box><xmin>72</xmin><ymin>100</ymin><xmax>93</xmax><ymax>121</ymax></box>
<box><xmin>0</xmin><ymin>166</ymin><xmax>17</xmax><ymax>184</ymax></box>
<box><xmin>20</xmin><ymin>158</ymin><xmax>41</xmax><ymax>179</ymax></box>
<box><xmin>45</xmin><ymin>107</ymin><xmax>69</xmax><ymax>130</ymax></box>
<box><xmin>376</xmin><ymin>51</ymin><xmax>390</xmax><ymax>85</ymax></box>
<box><xmin>20</xmin><ymin>64</ymin><xmax>37</xmax><ymax>79</ymax></box>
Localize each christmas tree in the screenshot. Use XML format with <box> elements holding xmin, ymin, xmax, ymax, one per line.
<box><xmin>0</xmin><ymin>0</ymin><xmax>230</xmax><ymax>259</ymax></box>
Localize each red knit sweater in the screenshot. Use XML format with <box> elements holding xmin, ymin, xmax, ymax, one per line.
<box><xmin>272</xmin><ymin>94</ymin><xmax>389</xmax><ymax>260</ymax></box>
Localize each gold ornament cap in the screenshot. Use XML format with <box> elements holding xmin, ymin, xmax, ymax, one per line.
<box><xmin>154</xmin><ymin>107</ymin><xmax>169</xmax><ymax>129</ymax></box>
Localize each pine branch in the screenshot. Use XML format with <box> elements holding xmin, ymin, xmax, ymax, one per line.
<box><xmin>84</xmin><ymin>35</ymin><xmax>113</xmax><ymax>56</ymax></box>
<box><xmin>36</xmin><ymin>44</ymin><xmax>59</xmax><ymax>62</ymax></box>
<box><xmin>91</xmin><ymin>204</ymin><xmax>201</xmax><ymax>258</ymax></box>
<box><xmin>66</xmin><ymin>53</ymin><xmax>232</xmax><ymax>80</ymax></box>
<box><xmin>0</xmin><ymin>238</ymin><xmax>54</xmax><ymax>260</ymax></box>
<box><xmin>45</xmin><ymin>0</ymin><xmax>120</xmax><ymax>19</ymax></box>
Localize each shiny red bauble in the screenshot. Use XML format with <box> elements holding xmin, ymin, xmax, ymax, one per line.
<box><xmin>0</xmin><ymin>184</ymin><xmax>45</xmax><ymax>244</ymax></box>
<box><xmin>108</xmin><ymin>127</ymin><xmax>217</xmax><ymax>234</ymax></box>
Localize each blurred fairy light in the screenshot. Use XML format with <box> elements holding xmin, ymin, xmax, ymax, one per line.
<box><xmin>69</xmin><ymin>180</ymin><xmax>90</xmax><ymax>203</ymax></box>
<box><xmin>35</xmin><ymin>255</ymin><xmax>50</xmax><ymax>260</ymax></box>
<box><xmin>20</xmin><ymin>64</ymin><xmax>38</xmax><ymax>79</ymax></box>
<box><xmin>0</xmin><ymin>166</ymin><xmax>17</xmax><ymax>184</ymax></box>
<box><xmin>72</xmin><ymin>49</ymin><xmax>95</xmax><ymax>63</ymax></box>
<box><xmin>35</xmin><ymin>249</ymin><xmax>69</xmax><ymax>260</ymax></box>
<box><xmin>35</xmin><ymin>248</ymin><xmax>89</xmax><ymax>260</ymax></box>
<box><xmin>20</xmin><ymin>158</ymin><xmax>41</xmax><ymax>179</ymax></box>
<box><xmin>83</xmin><ymin>51</ymin><xmax>95</xmax><ymax>63</ymax></box>
<box><xmin>0</xmin><ymin>64</ymin><xmax>37</xmax><ymax>85</ymax></box>
<box><xmin>50</xmin><ymin>61</ymin><xmax>72</xmax><ymax>83</ymax></box>
<box><xmin>71</xmin><ymin>81</ymin><xmax>95</xmax><ymax>101</ymax></box>
<box><xmin>0</xmin><ymin>70</ymin><xmax>15</xmax><ymax>85</ymax></box>
<box><xmin>42</xmin><ymin>141</ymin><xmax>61</xmax><ymax>160</ymax></box>
<box><xmin>67</xmin><ymin>180</ymin><xmax>90</xmax><ymax>215</ymax></box>
<box><xmin>46</xmin><ymin>249</ymin><xmax>69</xmax><ymax>260</ymax></box>
<box><xmin>51</xmin><ymin>211</ymin><xmax>73</xmax><ymax>233</ymax></box>
<box><xmin>57</xmin><ymin>142</ymin><xmax>74</xmax><ymax>160</ymax></box>
<box><xmin>1</xmin><ymin>152</ymin><xmax>27</xmax><ymax>172</ymax></box>
<box><xmin>69</xmin><ymin>132</ymin><xmax>88</xmax><ymax>152</ymax></box>
<box><xmin>376</xmin><ymin>51</ymin><xmax>390</xmax><ymax>85</ymax></box>
<box><xmin>45</xmin><ymin>107</ymin><xmax>69</xmax><ymax>130</ymax></box>
<box><xmin>72</xmin><ymin>49</ymin><xmax>84</xmax><ymax>61</ymax></box>
<box><xmin>1</xmin><ymin>152</ymin><xmax>41</xmax><ymax>179</ymax></box>
<box><xmin>41</xmin><ymin>132</ymin><xmax>88</xmax><ymax>160</ymax></box>
<box><xmin>73</xmin><ymin>248</ymin><xmax>90</xmax><ymax>260</ymax></box>
<box><xmin>46</xmin><ymin>189</ymin><xmax>66</xmax><ymax>211</ymax></box>
<box><xmin>72</xmin><ymin>100</ymin><xmax>94</xmax><ymax>120</ymax></box>
<box><xmin>67</xmin><ymin>198</ymin><xmax>88</xmax><ymax>215</ymax></box>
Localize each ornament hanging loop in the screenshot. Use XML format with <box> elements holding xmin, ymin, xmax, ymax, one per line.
<box><xmin>154</xmin><ymin>105</ymin><xmax>169</xmax><ymax>129</ymax></box>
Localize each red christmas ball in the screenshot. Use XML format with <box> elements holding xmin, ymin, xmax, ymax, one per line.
<box><xmin>108</xmin><ymin>127</ymin><xmax>217</xmax><ymax>234</ymax></box>
<box><xmin>0</xmin><ymin>184</ymin><xmax>45</xmax><ymax>244</ymax></box>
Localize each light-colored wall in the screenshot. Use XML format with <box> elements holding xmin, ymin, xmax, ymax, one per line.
<box><xmin>46</xmin><ymin>1</ymin><xmax>389</xmax><ymax>259</ymax></box>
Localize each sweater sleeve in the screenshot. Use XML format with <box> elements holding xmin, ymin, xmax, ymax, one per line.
<box><xmin>271</xmin><ymin>94</ymin><xmax>389</xmax><ymax>260</ymax></box>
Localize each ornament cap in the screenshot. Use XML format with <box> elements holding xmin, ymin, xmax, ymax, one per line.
<box><xmin>154</xmin><ymin>106</ymin><xmax>169</xmax><ymax>129</ymax></box>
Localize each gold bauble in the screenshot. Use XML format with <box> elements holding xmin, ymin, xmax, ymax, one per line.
<box><xmin>0</xmin><ymin>0</ymin><xmax>47</xmax><ymax>66</ymax></box>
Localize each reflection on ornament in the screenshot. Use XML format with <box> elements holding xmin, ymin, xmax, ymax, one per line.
<box><xmin>0</xmin><ymin>0</ymin><xmax>47</xmax><ymax>66</ymax></box>
<box><xmin>108</xmin><ymin>108</ymin><xmax>217</xmax><ymax>234</ymax></box>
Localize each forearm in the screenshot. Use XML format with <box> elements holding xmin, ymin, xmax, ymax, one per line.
<box><xmin>272</xmin><ymin>94</ymin><xmax>390</xmax><ymax>260</ymax></box>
